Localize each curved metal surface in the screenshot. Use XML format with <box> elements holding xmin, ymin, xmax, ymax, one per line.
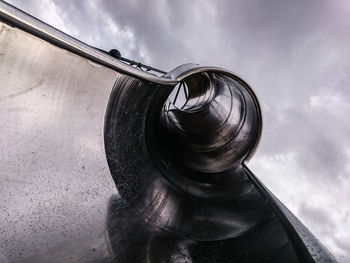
<box><xmin>0</xmin><ymin>21</ymin><xmax>118</xmax><ymax>262</ymax></box>
<box><xmin>0</xmin><ymin>2</ymin><xmax>337</xmax><ymax>262</ymax></box>
<box><xmin>159</xmin><ymin>64</ymin><xmax>262</xmax><ymax>176</ymax></box>
<box><xmin>104</xmin><ymin>74</ymin><xmax>299</xmax><ymax>261</ymax></box>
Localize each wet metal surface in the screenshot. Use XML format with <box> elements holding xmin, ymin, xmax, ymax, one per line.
<box><xmin>103</xmin><ymin>74</ymin><xmax>299</xmax><ymax>262</ymax></box>
<box><xmin>0</xmin><ymin>22</ymin><xmax>118</xmax><ymax>262</ymax></box>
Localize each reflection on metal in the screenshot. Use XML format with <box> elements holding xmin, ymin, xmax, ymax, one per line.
<box><xmin>118</xmin><ymin>53</ymin><xmax>167</xmax><ymax>75</ymax></box>
<box><xmin>0</xmin><ymin>1</ymin><xmax>337</xmax><ymax>262</ymax></box>
<box><xmin>99</xmin><ymin>48</ymin><xmax>166</xmax><ymax>75</ymax></box>
<box><xmin>168</xmin><ymin>80</ymin><xmax>189</xmax><ymax>109</ymax></box>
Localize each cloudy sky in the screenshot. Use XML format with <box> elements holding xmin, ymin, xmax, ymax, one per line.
<box><xmin>6</xmin><ymin>0</ymin><xmax>350</xmax><ymax>261</ymax></box>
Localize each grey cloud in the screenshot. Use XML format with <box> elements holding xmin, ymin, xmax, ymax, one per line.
<box><xmin>299</xmin><ymin>203</ymin><xmax>350</xmax><ymax>262</ymax></box>
<box><xmin>299</xmin><ymin>203</ymin><xmax>336</xmax><ymax>237</ymax></box>
<box><xmin>260</xmin><ymin>105</ymin><xmax>349</xmax><ymax>182</ymax></box>
<box><xmin>334</xmin><ymin>238</ymin><xmax>350</xmax><ymax>263</ymax></box>
<box><xmin>100</xmin><ymin>0</ymin><xmax>199</xmax><ymax>68</ymax></box>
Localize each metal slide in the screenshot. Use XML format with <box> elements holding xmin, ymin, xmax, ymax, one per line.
<box><xmin>0</xmin><ymin>2</ymin><xmax>337</xmax><ymax>262</ymax></box>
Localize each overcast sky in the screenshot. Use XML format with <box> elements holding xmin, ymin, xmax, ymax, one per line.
<box><xmin>6</xmin><ymin>0</ymin><xmax>350</xmax><ymax>261</ymax></box>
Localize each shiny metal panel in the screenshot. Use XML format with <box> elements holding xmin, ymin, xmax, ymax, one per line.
<box><xmin>103</xmin><ymin>73</ymin><xmax>300</xmax><ymax>262</ymax></box>
<box><xmin>0</xmin><ymin>21</ymin><xmax>118</xmax><ymax>262</ymax></box>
